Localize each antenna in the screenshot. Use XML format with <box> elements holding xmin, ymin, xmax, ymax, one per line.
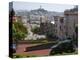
<box><xmin>40</xmin><ymin>5</ymin><xmax>42</xmax><ymax>9</ymax></box>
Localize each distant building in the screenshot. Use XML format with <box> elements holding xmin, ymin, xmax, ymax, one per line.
<box><xmin>40</xmin><ymin>15</ymin><xmax>55</xmax><ymax>38</ymax></box>
<box><xmin>40</xmin><ymin>22</ymin><xmax>54</xmax><ymax>35</ymax></box>
<box><xmin>64</xmin><ymin>6</ymin><xmax>78</xmax><ymax>39</ymax></box>
<box><xmin>54</xmin><ymin>16</ymin><xmax>66</xmax><ymax>40</ymax></box>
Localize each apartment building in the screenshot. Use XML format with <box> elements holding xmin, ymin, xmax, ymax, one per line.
<box><xmin>64</xmin><ymin>6</ymin><xmax>78</xmax><ymax>39</ymax></box>
<box><xmin>53</xmin><ymin>16</ymin><xmax>66</xmax><ymax>40</ymax></box>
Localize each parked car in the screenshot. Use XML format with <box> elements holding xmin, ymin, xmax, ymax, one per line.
<box><xmin>49</xmin><ymin>39</ymin><xmax>75</xmax><ymax>55</ymax></box>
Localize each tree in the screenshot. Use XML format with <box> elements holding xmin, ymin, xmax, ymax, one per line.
<box><xmin>31</xmin><ymin>26</ymin><xmax>40</xmax><ymax>34</ymax></box>
<box><xmin>12</xmin><ymin>20</ymin><xmax>28</xmax><ymax>43</ymax></box>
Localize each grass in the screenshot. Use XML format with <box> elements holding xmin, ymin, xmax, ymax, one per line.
<box><xmin>50</xmin><ymin>50</ymin><xmax>78</xmax><ymax>56</ymax></box>
<box><xmin>23</xmin><ymin>39</ymin><xmax>57</xmax><ymax>44</ymax></box>
<box><xmin>13</xmin><ymin>54</ymin><xmax>39</xmax><ymax>58</ymax></box>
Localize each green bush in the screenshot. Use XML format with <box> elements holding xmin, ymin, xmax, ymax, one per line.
<box><xmin>31</xmin><ymin>26</ymin><xmax>40</xmax><ymax>34</ymax></box>
<box><xmin>12</xmin><ymin>21</ymin><xmax>28</xmax><ymax>42</ymax></box>
<box><xmin>13</xmin><ymin>54</ymin><xmax>37</xmax><ymax>58</ymax></box>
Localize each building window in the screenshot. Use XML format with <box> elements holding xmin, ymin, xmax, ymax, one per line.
<box><xmin>60</xmin><ymin>18</ymin><xmax>64</xmax><ymax>23</ymax></box>
<box><xmin>60</xmin><ymin>26</ymin><xmax>61</xmax><ymax>30</ymax></box>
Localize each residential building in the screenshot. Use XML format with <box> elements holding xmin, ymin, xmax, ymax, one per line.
<box><xmin>64</xmin><ymin>6</ymin><xmax>78</xmax><ymax>39</ymax></box>
<box><xmin>40</xmin><ymin>15</ymin><xmax>55</xmax><ymax>38</ymax></box>
<box><xmin>54</xmin><ymin>16</ymin><xmax>66</xmax><ymax>40</ymax></box>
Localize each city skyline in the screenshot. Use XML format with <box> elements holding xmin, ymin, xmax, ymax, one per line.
<box><xmin>13</xmin><ymin>1</ymin><xmax>76</xmax><ymax>12</ymax></box>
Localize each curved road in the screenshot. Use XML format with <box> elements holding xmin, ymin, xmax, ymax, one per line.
<box><xmin>16</xmin><ymin>43</ymin><xmax>56</xmax><ymax>56</ymax></box>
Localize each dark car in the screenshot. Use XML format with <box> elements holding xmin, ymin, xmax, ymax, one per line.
<box><xmin>49</xmin><ymin>40</ymin><xmax>76</xmax><ymax>55</ymax></box>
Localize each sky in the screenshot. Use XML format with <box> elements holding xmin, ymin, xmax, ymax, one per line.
<box><xmin>13</xmin><ymin>1</ymin><xmax>75</xmax><ymax>12</ymax></box>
